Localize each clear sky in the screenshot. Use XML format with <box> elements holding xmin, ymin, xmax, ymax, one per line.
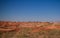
<box><xmin>0</xmin><ymin>0</ymin><xmax>60</xmax><ymax>22</ymax></box>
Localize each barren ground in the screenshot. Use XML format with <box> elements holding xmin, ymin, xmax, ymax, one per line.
<box><xmin>0</xmin><ymin>21</ymin><xmax>60</xmax><ymax>38</ymax></box>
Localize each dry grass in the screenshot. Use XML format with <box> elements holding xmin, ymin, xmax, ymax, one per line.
<box><xmin>0</xmin><ymin>21</ymin><xmax>60</xmax><ymax>38</ymax></box>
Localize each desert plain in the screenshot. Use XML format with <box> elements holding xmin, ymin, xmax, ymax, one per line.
<box><xmin>0</xmin><ymin>21</ymin><xmax>60</xmax><ymax>38</ymax></box>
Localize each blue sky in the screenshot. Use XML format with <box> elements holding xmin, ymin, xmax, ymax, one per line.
<box><xmin>0</xmin><ymin>0</ymin><xmax>60</xmax><ymax>22</ymax></box>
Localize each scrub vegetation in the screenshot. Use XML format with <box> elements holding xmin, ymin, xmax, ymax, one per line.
<box><xmin>0</xmin><ymin>21</ymin><xmax>60</xmax><ymax>38</ymax></box>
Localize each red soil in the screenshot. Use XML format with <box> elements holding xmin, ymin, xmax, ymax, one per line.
<box><xmin>31</xmin><ymin>26</ymin><xmax>60</xmax><ymax>33</ymax></box>
<box><xmin>0</xmin><ymin>21</ymin><xmax>60</xmax><ymax>32</ymax></box>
